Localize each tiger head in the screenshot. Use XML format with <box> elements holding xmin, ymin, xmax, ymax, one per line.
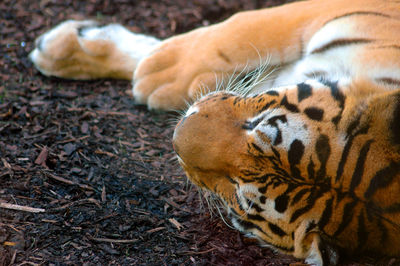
<box><xmin>173</xmin><ymin>79</ymin><xmax>400</xmax><ymax>265</ymax></box>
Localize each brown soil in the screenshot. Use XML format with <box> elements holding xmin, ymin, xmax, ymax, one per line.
<box><xmin>1</xmin><ymin>0</ymin><xmax>398</xmax><ymax>265</ymax></box>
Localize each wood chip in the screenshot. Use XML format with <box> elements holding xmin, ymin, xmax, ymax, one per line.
<box><xmin>44</xmin><ymin>172</ymin><xmax>94</xmax><ymax>191</ymax></box>
<box><xmin>95</xmin><ymin>149</ymin><xmax>118</xmax><ymax>158</ymax></box>
<box><xmin>169</xmin><ymin>218</ymin><xmax>183</xmax><ymax>230</ymax></box>
<box><xmin>101</xmin><ymin>185</ymin><xmax>106</xmax><ymax>202</ymax></box>
<box><xmin>87</xmin><ymin>234</ymin><xmax>138</xmax><ymax>244</ymax></box>
<box><xmin>146</xmin><ymin>227</ymin><xmax>166</xmax><ymax>234</ymax></box>
<box><xmin>0</xmin><ymin>202</ymin><xmax>45</xmax><ymax>213</ymax></box>
<box><xmin>34</xmin><ymin>146</ymin><xmax>48</xmax><ymax>166</ymax></box>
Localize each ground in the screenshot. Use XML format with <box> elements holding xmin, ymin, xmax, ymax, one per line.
<box><xmin>0</xmin><ymin>0</ymin><xmax>399</xmax><ymax>265</ymax></box>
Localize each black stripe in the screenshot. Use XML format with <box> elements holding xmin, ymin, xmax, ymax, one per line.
<box><xmin>318</xmin><ymin>197</ymin><xmax>334</xmax><ymax>231</ymax></box>
<box><xmin>318</xmin><ymin>240</ymin><xmax>333</xmax><ymax>265</ymax></box>
<box><xmin>304</xmin><ymin>107</ymin><xmax>324</xmax><ymax>121</ymax></box>
<box><xmin>271</xmin><ymin>146</ymin><xmax>282</xmax><ymax>163</ymax></box>
<box><xmin>349</xmin><ymin>140</ymin><xmax>373</xmax><ymax>193</ymax></box>
<box><xmin>383</xmin><ymin>203</ymin><xmax>400</xmax><ymax>213</ymax></box>
<box><xmin>307</xmin><ymin>158</ymin><xmax>315</xmax><ymax>180</ymax></box>
<box><xmin>242</xmin><ymin>116</ymin><xmax>264</xmax><ymax>130</ymax></box>
<box><xmin>310</xmin><ymin>38</ymin><xmax>372</xmax><ymax>54</ymax></box>
<box><xmin>390</xmin><ymin>96</ymin><xmax>400</xmax><ymax>146</ymax></box>
<box><xmin>280</xmin><ymin>95</ymin><xmax>299</xmax><ymax>113</ymax></box>
<box><xmin>331</xmin><ymin>113</ymin><xmax>342</xmax><ymax>126</ymax></box>
<box><xmin>290</xmin><ymin>189</ymin><xmax>326</xmax><ymax>223</ymax></box>
<box><xmin>290</xmin><ymin>188</ymin><xmax>309</xmax><ymax>206</ymax></box>
<box><xmin>356</xmin><ymin>211</ymin><xmax>367</xmax><ymax>251</ymax></box>
<box><xmin>235</xmin><ymin>218</ymin><xmax>269</xmax><ymax>237</ymax></box>
<box><xmin>267</xmin><ymin>114</ymin><xmax>288</xmax><ymax>125</ymax></box>
<box><xmin>218</xmin><ymin>49</ymin><xmax>231</xmax><ymax>63</ymax></box>
<box><xmin>233</xmin><ymin>97</ymin><xmax>241</xmax><ymax>105</ymax></box>
<box><xmin>325</xmin><ymin>80</ymin><xmax>345</xmax><ymax>108</ymax></box>
<box><xmin>376</xmin><ymin>77</ymin><xmax>400</xmax><ymax>87</ymax></box>
<box><xmin>258</xmin><ymin>180</ymin><xmax>274</xmax><ymax>194</ymax></box>
<box><xmin>318</xmin><ymin>80</ymin><xmax>345</xmax><ymax>109</ymax></box>
<box><xmin>251</xmin><ymin>202</ymin><xmax>264</xmax><ymax>213</ymax></box>
<box><xmin>335</xmin><ymin>126</ymin><xmax>369</xmax><ymax>182</ymax></box>
<box><xmin>333</xmin><ymin>200</ymin><xmax>358</xmax><ymax>237</ymax></box>
<box><xmin>259</xmin><ymin>195</ymin><xmax>266</xmax><ymax>204</ymax></box>
<box><xmin>305</xmin><ymin>221</ymin><xmax>317</xmax><ymax>233</ymax></box>
<box><xmin>225</xmin><ymin>175</ymin><xmax>237</xmax><ymax>184</ymax></box>
<box><xmin>268</xmin><ymin>222</ymin><xmax>287</xmax><ymax>237</ymax></box>
<box><xmin>259</xmin><ymin>100</ymin><xmax>277</xmax><ymax>113</ymax></box>
<box><xmin>241</xmin><ymin>168</ymin><xmax>261</xmax><ymax>177</ymax></box>
<box><xmin>251</xmin><ymin>142</ymin><xmax>264</xmax><ymax>154</ymax></box>
<box><xmin>235</xmin><ymin>193</ymin><xmax>245</xmax><ymax>211</ymax></box>
<box><xmin>324</xmin><ymin>11</ymin><xmax>391</xmax><ymax>27</ymax></box>
<box><xmin>272</xmin><ymin>244</ymin><xmax>294</xmax><ymax>252</ymax></box>
<box><xmin>274</xmin><ymin>194</ymin><xmax>290</xmax><ymax>213</ymax></box>
<box><xmin>376</xmin><ymin>217</ymin><xmax>388</xmax><ymax>244</ymax></box>
<box><xmin>247</xmin><ymin>213</ymin><xmax>266</xmax><ymax>221</ymax></box>
<box><xmin>364</xmin><ymin>162</ymin><xmax>400</xmax><ymax>199</ymax></box>
<box><xmin>288</xmin><ymin>139</ymin><xmax>305</xmax><ymax>180</ymax></box>
<box><xmin>274</xmin><ymin>130</ymin><xmax>282</xmax><ymax>146</ymax></box>
<box><xmin>346</xmin><ymin>118</ymin><xmax>361</xmax><ymax>136</ymax></box>
<box><xmin>316</xmin><ymin>135</ymin><xmax>330</xmax><ymax>181</ymax></box>
<box><xmin>266</xmin><ymin>90</ymin><xmax>279</xmax><ymax>96</ymax></box>
<box><xmin>297</xmin><ymin>82</ymin><xmax>312</xmax><ymax>102</ymax></box>
<box><xmin>374</xmin><ymin>45</ymin><xmax>400</xmax><ymax>51</ymax></box>
<box><xmin>266</xmin><ymin>115</ymin><xmax>287</xmax><ymax>146</ymax></box>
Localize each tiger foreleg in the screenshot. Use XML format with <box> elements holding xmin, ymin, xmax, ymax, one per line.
<box><xmin>29</xmin><ymin>20</ymin><xmax>160</xmax><ymax>80</ymax></box>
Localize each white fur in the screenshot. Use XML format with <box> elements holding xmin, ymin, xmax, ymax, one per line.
<box><xmin>305</xmin><ymin>242</ymin><xmax>323</xmax><ymax>266</ymax></box>
<box><xmin>251</xmin><ymin>108</ymin><xmax>311</xmax><ymax>150</ymax></box>
<box><xmin>306</xmin><ymin>18</ymin><xmax>359</xmax><ymax>55</ymax></box>
<box><xmin>236</xmin><ymin>184</ymin><xmax>285</xmax><ymax>220</ymax></box>
<box><xmin>79</xmin><ymin>23</ymin><xmax>160</xmax><ymax>61</ymax></box>
<box><xmin>184</xmin><ymin>106</ymin><xmax>199</xmax><ymax>117</ymax></box>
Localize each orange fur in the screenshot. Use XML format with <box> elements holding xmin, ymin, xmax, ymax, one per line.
<box><xmin>173</xmin><ymin>81</ymin><xmax>400</xmax><ymax>264</ymax></box>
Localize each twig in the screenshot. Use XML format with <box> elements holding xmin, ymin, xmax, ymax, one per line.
<box><xmin>146</xmin><ymin>227</ymin><xmax>165</xmax><ymax>234</ymax></box>
<box><xmin>44</xmin><ymin>172</ymin><xmax>94</xmax><ymax>191</ymax></box>
<box><xmin>56</xmin><ymin>135</ymin><xmax>90</xmax><ymax>144</ymax></box>
<box><xmin>49</xmin><ymin>198</ymin><xmax>101</xmax><ymax>212</ymax></box>
<box><xmin>95</xmin><ymin>149</ymin><xmax>118</xmax><ymax>158</ymax></box>
<box><xmin>0</xmin><ymin>202</ymin><xmax>45</xmax><ymax>213</ymax></box>
<box><xmin>161</xmin><ymin>196</ymin><xmax>191</xmax><ymax>213</ymax></box>
<box><xmin>87</xmin><ymin>234</ymin><xmax>138</xmax><ymax>243</ymax></box>
<box><xmin>10</xmin><ymin>250</ymin><xmax>17</xmax><ymax>265</ymax></box>
<box><xmin>67</xmin><ymin>107</ymin><xmax>137</xmax><ymax>119</ymax></box>
<box><xmin>177</xmin><ymin>248</ymin><xmax>217</xmax><ymax>255</ymax></box>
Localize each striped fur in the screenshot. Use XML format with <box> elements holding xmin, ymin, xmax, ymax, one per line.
<box><xmin>173</xmin><ymin>79</ymin><xmax>400</xmax><ymax>265</ymax></box>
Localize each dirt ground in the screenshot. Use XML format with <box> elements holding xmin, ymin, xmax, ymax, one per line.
<box><xmin>1</xmin><ymin>0</ymin><xmax>399</xmax><ymax>265</ymax></box>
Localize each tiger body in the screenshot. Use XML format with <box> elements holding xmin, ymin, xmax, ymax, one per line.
<box><xmin>29</xmin><ymin>0</ymin><xmax>400</xmax><ymax>264</ymax></box>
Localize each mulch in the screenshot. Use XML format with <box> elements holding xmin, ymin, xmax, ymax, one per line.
<box><xmin>0</xmin><ymin>0</ymin><xmax>399</xmax><ymax>265</ymax></box>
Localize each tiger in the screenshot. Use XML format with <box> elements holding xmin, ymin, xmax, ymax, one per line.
<box><xmin>29</xmin><ymin>0</ymin><xmax>400</xmax><ymax>265</ymax></box>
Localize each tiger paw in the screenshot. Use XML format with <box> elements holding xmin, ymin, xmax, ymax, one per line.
<box><xmin>133</xmin><ymin>28</ymin><xmax>230</xmax><ymax>111</ymax></box>
<box><xmin>29</xmin><ymin>20</ymin><xmax>158</xmax><ymax>80</ymax></box>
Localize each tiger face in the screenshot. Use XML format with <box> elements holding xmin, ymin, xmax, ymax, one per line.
<box><xmin>173</xmin><ymin>79</ymin><xmax>400</xmax><ymax>265</ymax></box>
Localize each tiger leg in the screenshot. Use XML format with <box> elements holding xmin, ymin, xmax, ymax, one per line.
<box><xmin>29</xmin><ymin>20</ymin><xmax>160</xmax><ymax>80</ymax></box>
<box><xmin>133</xmin><ymin>0</ymin><xmax>377</xmax><ymax>110</ymax></box>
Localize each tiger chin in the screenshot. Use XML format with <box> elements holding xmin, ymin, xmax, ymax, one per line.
<box><xmin>173</xmin><ymin>79</ymin><xmax>400</xmax><ymax>265</ymax></box>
